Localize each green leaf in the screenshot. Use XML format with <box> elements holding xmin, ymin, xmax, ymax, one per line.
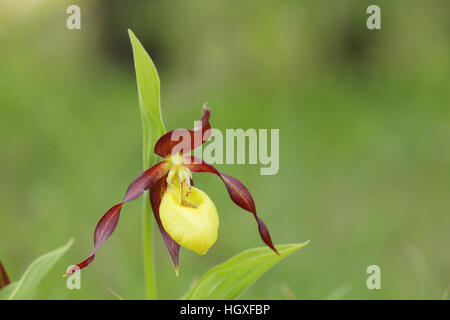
<box><xmin>7</xmin><ymin>239</ymin><xmax>73</xmax><ymax>300</ymax></box>
<box><xmin>128</xmin><ymin>29</ymin><xmax>166</xmax><ymax>300</ymax></box>
<box><xmin>0</xmin><ymin>282</ymin><xmax>17</xmax><ymax>300</ymax></box>
<box><xmin>128</xmin><ymin>29</ymin><xmax>166</xmax><ymax>169</ymax></box>
<box><xmin>182</xmin><ymin>241</ymin><xmax>310</xmax><ymax>300</ymax></box>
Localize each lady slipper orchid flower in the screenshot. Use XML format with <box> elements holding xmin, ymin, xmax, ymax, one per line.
<box><xmin>64</xmin><ymin>107</ymin><xmax>277</xmax><ymax>276</ymax></box>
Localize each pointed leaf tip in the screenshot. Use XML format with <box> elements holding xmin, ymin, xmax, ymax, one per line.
<box><xmin>8</xmin><ymin>239</ymin><xmax>73</xmax><ymax>300</ymax></box>
<box><xmin>129</xmin><ymin>29</ymin><xmax>166</xmax><ymax>167</ymax></box>
<box><xmin>182</xmin><ymin>242</ymin><xmax>310</xmax><ymax>300</ymax></box>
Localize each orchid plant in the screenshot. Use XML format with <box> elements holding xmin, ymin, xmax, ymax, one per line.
<box><xmin>64</xmin><ymin>106</ymin><xmax>278</xmax><ymax>278</ymax></box>
<box><xmin>0</xmin><ymin>30</ymin><xmax>309</xmax><ymax>300</ymax></box>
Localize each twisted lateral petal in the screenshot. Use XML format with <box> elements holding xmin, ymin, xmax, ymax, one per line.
<box><xmin>64</xmin><ymin>162</ymin><xmax>170</xmax><ymax>276</ymax></box>
<box><xmin>64</xmin><ymin>203</ymin><xmax>123</xmax><ymax>276</ymax></box>
<box><xmin>154</xmin><ymin>107</ymin><xmax>211</xmax><ymax>158</ymax></box>
<box><xmin>124</xmin><ymin>160</ymin><xmax>170</xmax><ymax>202</ymax></box>
<box><xmin>0</xmin><ymin>261</ymin><xmax>10</xmax><ymax>289</ymax></box>
<box><xmin>183</xmin><ymin>156</ymin><xmax>279</xmax><ymax>255</ymax></box>
<box><xmin>149</xmin><ymin>178</ymin><xmax>181</xmax><ymax>273</ymax></box>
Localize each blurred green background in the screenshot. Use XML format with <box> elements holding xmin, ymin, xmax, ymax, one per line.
<box><xmin>1</xmin><ymin>0</ymin><xmax>449</xmax><ymax>299</ymax></box>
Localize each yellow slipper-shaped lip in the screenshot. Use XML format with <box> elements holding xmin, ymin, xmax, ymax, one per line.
<box><xmin>160</xmin><ymin>185</ymin><xmax>219</xmax><ymax>255</ymax></box>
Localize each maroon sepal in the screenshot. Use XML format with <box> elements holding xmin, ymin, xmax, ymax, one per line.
<box><xmin>183</xmin><ymin>156</ymin><xmax>279</xmax><ymax>255</ymax></box>
<box><xmin>154</xmin><ymin>107</ymin><xmax>211</xmax><ymax>158</ymax></box>
<box><xmin>65</xmin><ymin>161</ymin><xmax>170</xmax><ymax>276</ymax></box>
<box><xmin>0</xmin><ymin>261</ymin><xmax>10</xmax><ymax>289</ymax></box>
<box><xmin>150</xmin><ymin>177</ymin><xmax>181</xmax><ymax>273</ymax></box>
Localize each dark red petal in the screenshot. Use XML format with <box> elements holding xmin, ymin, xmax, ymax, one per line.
<box><xmin>92</xmin><ymin>203</ymin><xmax>123</xmax><ymax>253</ymax></box>
<box><xmin>150</xmin><ymin>177</ymin><xmax>181</xmax><ymax>273</ymax></box>
<box><xmin>124</xmin><ymin>160</ymin><xmax>170</xmax><ymax>202</ymax></box>
<box><xmin>64</xmin><ymin>203</ymin><xmax>123</xmax><ymax>276</ymax></box>
<box><xmin>0</xmin><ymin>261</ymin><xmax>10</xmax><ymax>289</ymax></box>
<box><xmin>64</xmin><ymin>255</ymin><xmax>96</xmax><ymax>276</ymax></box>
<box><xmin>183</xmin><ymin>156</ymin><xmax>279</xmax><ymax>254</ymax></box>
<box><xmin>154</xmin><ymin>107</ymin><xmax>211</xmax><ymax>158</ymax></box>
<box><xmin>65</xmin><ymin>161</ymin><xmax>170</xmax><ymax>276</ymax></box>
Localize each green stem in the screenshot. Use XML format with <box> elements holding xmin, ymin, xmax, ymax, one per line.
<box><xmin>129</xmin><ymin>28</ymin><xmax>166</xmax><ymax>300</ymax></box>
<box><xmin>142</xmin><ymin>195</ymin><xmax>157</xmax><ymax>299</ymax></box>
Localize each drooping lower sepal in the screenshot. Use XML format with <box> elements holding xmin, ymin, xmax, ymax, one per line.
<box><xmin>150</xmin><ymin>178</ymin><xmax>181</xmax><ymax>274</ymax></box>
